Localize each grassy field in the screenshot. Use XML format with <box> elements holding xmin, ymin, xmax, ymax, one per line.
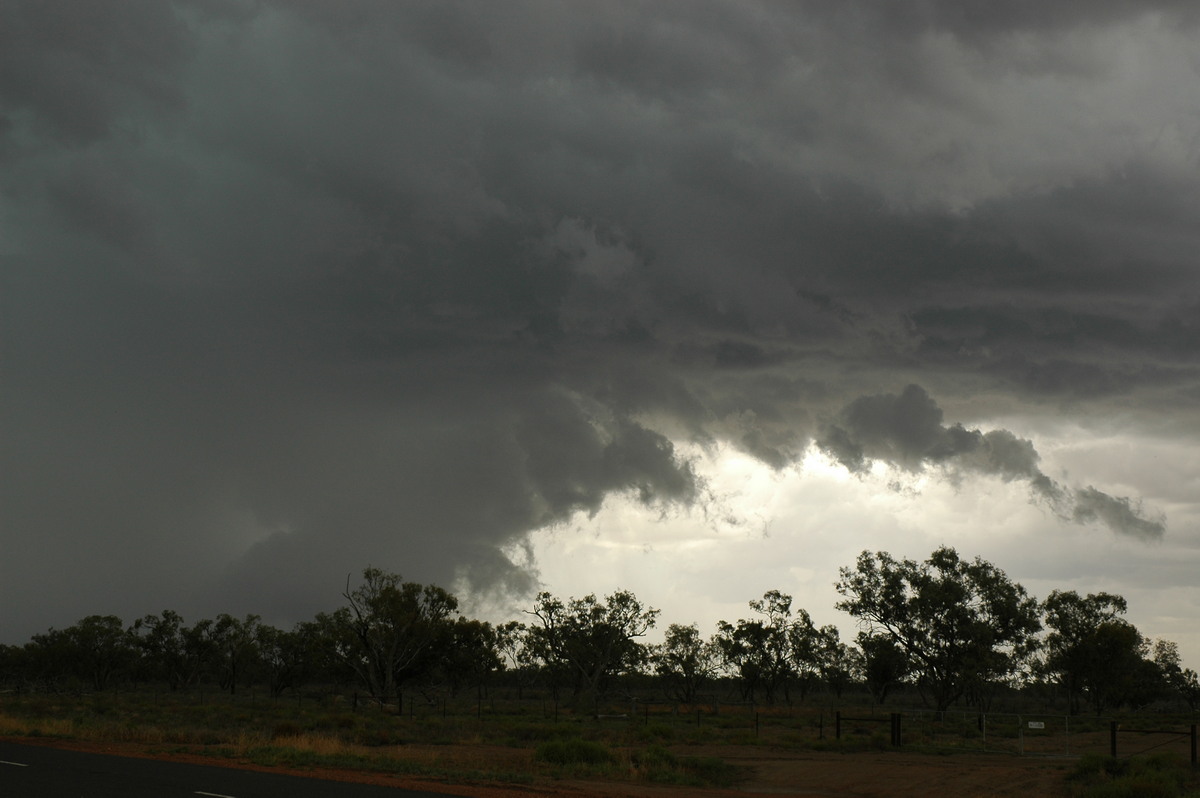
<box><xmin>0</xmin><ymin>689</ymin><xmax>758</xmax><ymax>788</ymax></box>
<box><xmin>1</xmin><ymin>688</ymin><xmax>1196</xmax><ymax>794</ymax></box>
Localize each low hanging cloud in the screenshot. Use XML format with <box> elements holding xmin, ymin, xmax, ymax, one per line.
<box><xmin>1070</xmin><ymin>487</ymin><xmax>1166</xmax><ymax>542</ymax></box>
<box><xmin>817</xmin><ymin>384</ymin><xmax>1165</xmax><ymax>540</ymax></box>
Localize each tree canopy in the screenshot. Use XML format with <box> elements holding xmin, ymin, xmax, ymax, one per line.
<box><xmin>323</xmin><ymin>567</ymin><xmax>459</xmax><ymax>702</ymax></box>
<box><xmin>1041</xmin><ymin>590</ymin><xmax>1165</xmax><ymax>714</ymax></box>
<box><xmin>2</xmin><ymin>554</ymin><xmax>1193</xmax><ymax>717</ymax></box>
<box><xmin>524</xmin><ymin>589</ymin><xmax>658</xmax><ymax>711</ymax></box>
<box><xmin>835</xmin><ymin>546</ymin><xmax>1041</xmax><ymax>711</ymax></box>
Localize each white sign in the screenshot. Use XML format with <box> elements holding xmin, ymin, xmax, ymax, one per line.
<box><xmin>1027</xmin><ymin>721</ymin><xmax>1045</xmax><ymax>729</ymax></box>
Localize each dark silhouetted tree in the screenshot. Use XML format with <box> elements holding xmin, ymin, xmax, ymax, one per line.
<box><xmin>211</xmin><ymin>613</ymin><xmax>262</xmax><ymax>695</ymax></box>
<box><xmin>652</xmin><ymin>623</ymin><xmax>720</xmax><ymax>703</ymax></box>
<box><xmin>1040</xmin><ymin>590</ymin><xmax>1160</xmax><ymax>714</ymax></box>
<box><xmin>836</xmin><ymin>547</ymin><xmax>1040</xmax><ymax>711</ymax></box>
<box><xmin>326</xmin><ymin>568</ymin><xmax>458</xmax><ymax>702</ymax></box>
<box><xmin>1153</xmin><ymin>639</ymin><xmax>1200</xmax><ymax>711</ymax></box>
<box><xmin>24</xmin><ymin>615</ymin><xmax>135</xmax><ymax>691</ymax></box>
<box><xmin>131</xmin><ymin>611</ymin><xmax>214</xmax><ymax>691</ymax></box>
<box><xmin>433</xmin><ymin>618</ymin><xmax>505</xmax><ymax>696</ymax></box>
<box><xmin>525</xmin><ymin>589</ymin><xmax>658</xmax><ymax>713</ymax></box>
<box><xmin>857</xmin><ymin>631</ymin><xmax>910</xmax><ymax>704</ymax></box>
<box><xmin>257</xmin><ymin>621</ymin><xmax>318</xmax><ymax>697</ymax></box>
<box><xmin>813</xmin><ymin>625</ymin><xmax>859</xmax><ymax>699</ymax></box>
<box><xmin>716</xmin><ymin>590</ymin><xmax>803</xmax><ymax>704</ymax></box>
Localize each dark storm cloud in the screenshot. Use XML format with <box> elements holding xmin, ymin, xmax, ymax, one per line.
<box><xmin>0</xmin><ymin>1</ymin><xmax>189</xmax><ymax>144</ymax></box>
<box><xmin>1072</xmin><ymin>487</ymin><xmax>1166</xmax><ymax>542</ymax></box>
<box><xmin>825</xmin><ymin>0</ymin><xmax>1200</xmax><ymax>38</ymax></box>
<box><xmin>2</xmin><ymin>1</ymin><xmax>1195</xmax><ymax>639</ymax></box>
<box><xmin>817</xmin><ymin>385</ymin><xmax>1165</xmax><ymax>540</ymax></box>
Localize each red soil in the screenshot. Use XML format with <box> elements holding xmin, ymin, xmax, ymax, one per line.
<box><xmin>4</xmin><ymin>735</ymin><xmax>1073</xmax><ymax>798</ymax></box>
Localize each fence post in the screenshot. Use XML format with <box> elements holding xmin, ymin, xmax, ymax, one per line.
<box><xmin>891</xmin><ymin>713</ymin><xmax>901</xmax><ymax>747</ymax></box>
<box><xmin>1191</xmin><ymin>724</ymin><xmax>1196</xmax><ymax>767</ymax></box>
<box><xmin>1110</xmin><ymin>721</ymin><xmax>1117</xmax><ymax>758</ymax></box>
<box><xmin>835</xmin><ymin>710</ymin><xmax>841</xmax><ymax>741</ymax></box>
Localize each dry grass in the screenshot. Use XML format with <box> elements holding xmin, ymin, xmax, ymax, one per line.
<box><xmin>0</xmin><ymin>713</ymin><xmax>75</xmax><ymax>738</ymax></box>
<box><xmin>267</xmin><ymin>732</ymin><xmax>356</xmax><ymax>757</ymax></box>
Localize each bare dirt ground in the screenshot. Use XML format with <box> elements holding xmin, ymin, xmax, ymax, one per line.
<box><xmin>5</xmin><ymin>735</ymin><xmax>1074</xmax><ymax>798</ymax></box>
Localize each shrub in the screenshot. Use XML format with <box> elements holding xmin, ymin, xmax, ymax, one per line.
<box><xmin>636</xmin><ymin>723</ymin><xmax>676</xmax><ymax>743</ymax></box>
<box><xmin>535</xmin><ymin>738</ymin><xmax>614</xmax><ymax>766</ymax></box>
<box><xmin>270</xmin><ymin>721</ymin><xmax>302</xmax><ymax>739</ymax></box>
<box><xmin>679</xmin><ymin>755</ymin><xmax>745</xmax><ymax>788</ymax></box>
<box><xmin>631</xmin><ymin>744</ymin><xmax>676</xmax><ymax>769</ymax></box>
<box><xmin>502</xmin><ymin>722</ymin><xmax>579</xmax><ymax>745</ymax></box>
<box><xmin>1067</xmin><ymin>754</ymin><xmax>1198</xmax><ymax>798</ymax></box>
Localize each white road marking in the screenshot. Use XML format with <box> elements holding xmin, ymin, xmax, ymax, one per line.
<box><xmin>1</xmin><ymin>760</ymin><xmax>30</xmax><ymax>766</ymax></box>
<box><xmin>195</xmin><ymin>792</ymin><xmax>236</xmax><ymax>798</ymax></box>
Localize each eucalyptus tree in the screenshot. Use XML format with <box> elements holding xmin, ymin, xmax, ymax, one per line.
<box><xmin>652</xmin><ymin>623</ymin><xmax>720</xmax><ymax>703</ymax></box>
<box><xmin>325</xmin><ymin>567</ymin><xmax>458</xmax><ymax>703</ymax></box>
<box><xmin>857</xmin><ymin>631</ymin><xmax>911</xmax><ymax>704</ymax></box>
<box><xmin>257</xmin><ymin>621</ymin><xmax>318</xmax><ymax>697</ymax></box>
<box><xmin>432</xmin><ymin>617</ymin><xmax>506</xmax><ymax>696</ymax></box>
<box><xmin>1152</xmin><ymin>640</ymin><xmax>1200</xmax><ymax>711</ymax></box>
<box><xmin>716</xmin><ymin>590</ymin><xmax>804</xmax><ymax>704</ymax></box>
<box><xmin>784</xmin><ymin>610</ymin><xmax>823</xmax><ymax>701</ymax></box>
<box><xmin>813</xmin><ymin>625</ymin><xmax>859</xmax><ymax>699</ymax></box>
<box><xmin>836</xmin><ymin>547</ymin><xmax>1041</xmax><ymax>711</ymax></box>
<box><xmin>211</xmin><ymin>613</ymin><xmax>263</xmax><ymax>695</ymax></box>
<box><xmin>0</xmin><ymin>644</ymin><xmax>21</xmax><ymax>686</ymax></box>
<box><xmin>131</xmin><ymin>610</ymin><xmax>215</xmax><ymax>691</ymax></box>
<box><xmin>25</xmin><ymin>615</ymin><xmax>135</xmax><ymax>691</ymax></box>
<box><xmin>525</xmin><ymin>589</ymin><xmax>658</xmax><ymax>711</ymax></box>
<box><xmin>493</xmin><ymin>620</ymin><xmax>540</xmax><ymax>698</ymax></box>
<box><xmin>1041</xmin><ymin>590</ymin><xmax>1164</xmax><ymax>714</ymax></box>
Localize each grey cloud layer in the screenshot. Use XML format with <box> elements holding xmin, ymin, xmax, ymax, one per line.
<box><xmin>2</xmin><ymin>1</ymin><xmax>1195</xmax><ymax>638</ymax></box>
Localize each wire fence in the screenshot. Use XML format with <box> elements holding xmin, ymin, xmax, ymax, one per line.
<box><xmin>3</xmin><ymin>685</ymin><xmax>1196</xmax><ymax>763</ymax></box>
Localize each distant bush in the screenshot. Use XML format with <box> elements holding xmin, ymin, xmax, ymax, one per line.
<box><xmin>630</xmin><ymin>745</ymin><xmax>744</xmax><ymax>788</ymax></box>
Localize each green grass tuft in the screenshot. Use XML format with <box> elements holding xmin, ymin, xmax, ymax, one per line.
<box><xmin>1067</xmin><ymin>754</ymin><xmax>1200</xmax><ymax>798</ymax></box>
<box><xmin>535</xmin><ymin>738</ymin><xmax>615</xmax><ymax>766</ymax></box>
<box><xmin>628</xmin><ymin>745</ymin><xmax>745</xmax><ymax>788</ymax></box>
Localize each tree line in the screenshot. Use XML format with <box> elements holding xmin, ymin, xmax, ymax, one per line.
<box><xmin>2</xmin><ymin>549</ymin><xmax>1197</xmax><ymax>716</ymax></box>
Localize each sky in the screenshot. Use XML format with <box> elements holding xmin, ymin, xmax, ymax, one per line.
<box><xmin>2</xmin><ymin>1</ymin><xmax>1199</xmax><ymax>665</ymax></box>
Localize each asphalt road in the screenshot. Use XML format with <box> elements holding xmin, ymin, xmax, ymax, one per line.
<box><xmin>0</xmin><ymin>740</ymin><xmax>466</xmax><ymax>797</ymax></box>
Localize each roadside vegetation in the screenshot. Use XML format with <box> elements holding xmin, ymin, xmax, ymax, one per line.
<box><xmin>0</xmin><ymin>690</ymin><xmax>757</xmax><ymax>788</ymax></box>
<box><xmin>1066</xmin><ymin>754</ymin><xmax>1200</xmax><ymax>798</ymax></box>
<box><xmin>2</xmin><ymin>686</ymin><xmax>1196</xmax><ymax>792</ymax></box>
